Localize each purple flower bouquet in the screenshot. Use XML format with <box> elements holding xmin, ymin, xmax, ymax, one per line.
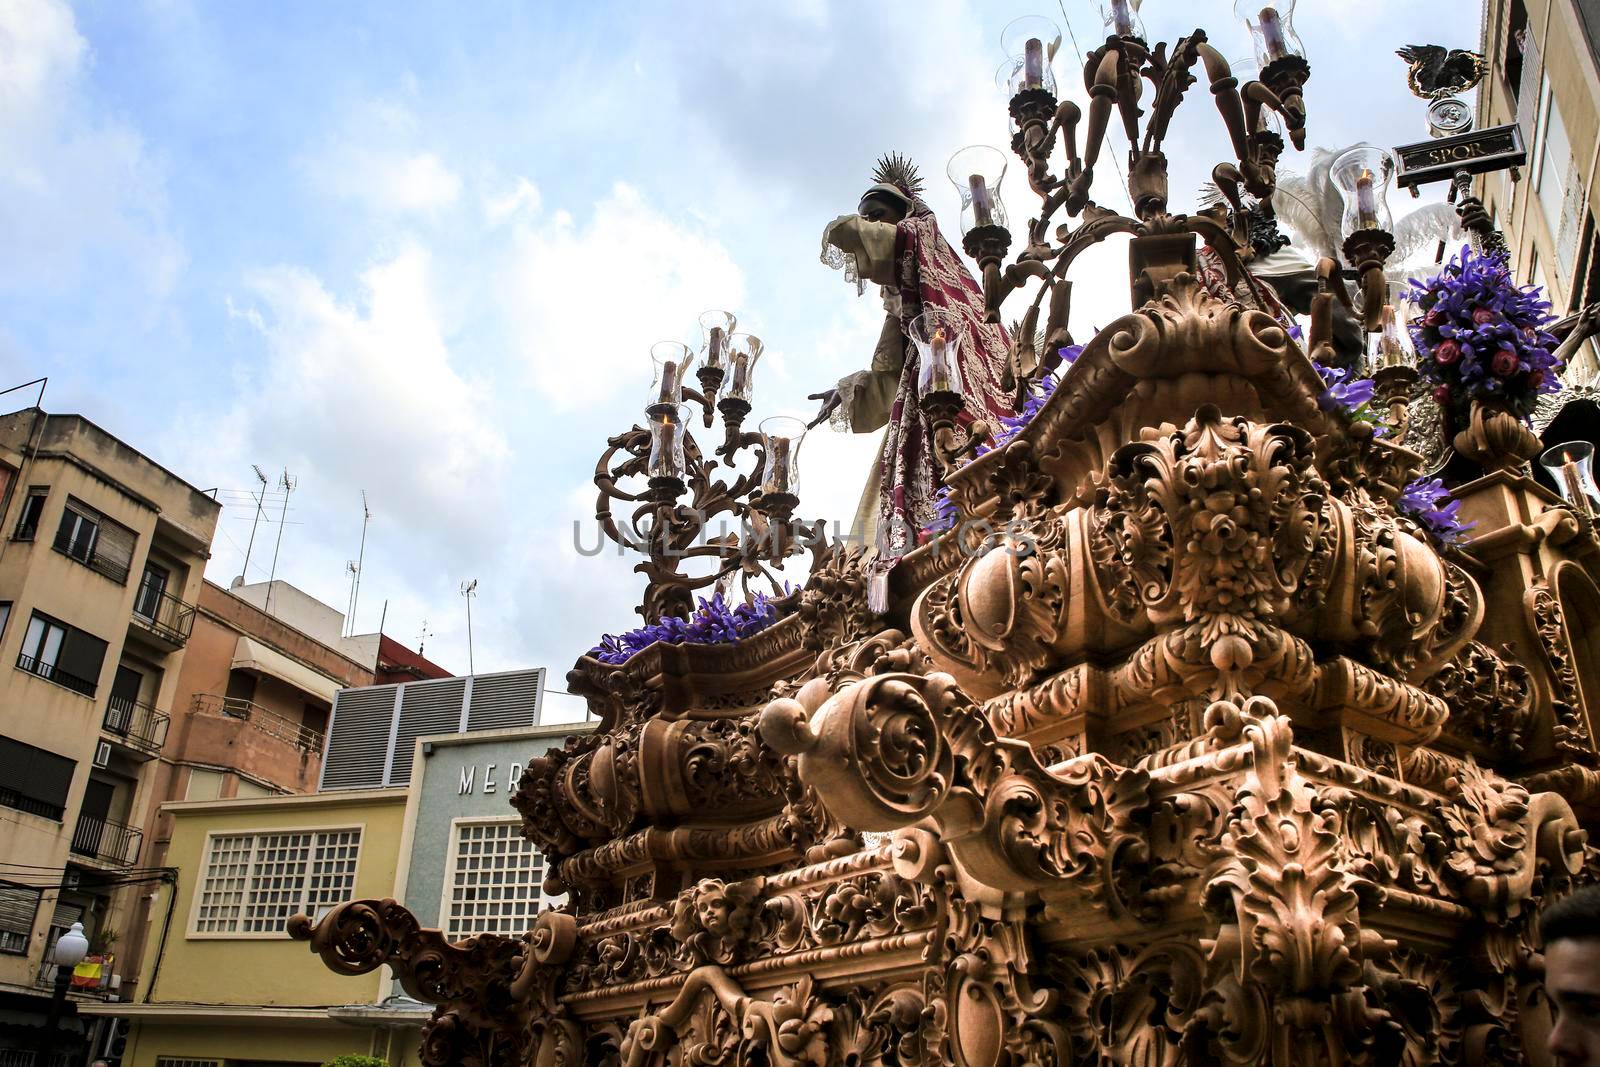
<box><xmin>1407</xmin><ymin>245</ymin><xmax>1561</xmax><ymax>422</ymax></box>
<box><xmin>590</xmin><ymin>591</ymin><xmax>781</xmax><ymax>665</ymax></box>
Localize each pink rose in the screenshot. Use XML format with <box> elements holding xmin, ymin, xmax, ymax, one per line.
<box><xmin>1523</xmin><ymin>326</ymin><xmax>1536</xmax><ymax>340</ymax></box>
<box><xmin>1424</xmin><ymin>309</ymin><xmax>1444</xmax><ymax>326</ymax></box>
<box><xmin>1529</xmin><ymin>369</ymin><xmax>1546</xmax><ymax>388</ymax></box>
<box><xmin>1472</xmin><ymin>307</ymin><xmax>1496</xmax><ymax>325</ymax></box>
<box><xmin>1433</xmin><ymin>384</ymin><xmax>1451</xmax><ymax>405</ymax></box>
<box><xmin>1434</xmin><ymin>339</ymin><xmax>1462</xmax><ymax>366</ymax></box>
<box><xmin>1491</xmin><ymin>349</ymin><xmax>1520</xmax><ymax>377</ymax></box>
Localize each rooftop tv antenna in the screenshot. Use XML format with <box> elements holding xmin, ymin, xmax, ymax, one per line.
<box><xmin>460</xmin><ymin>579</ymin><xmax>478</xmax><ymax>676</ymax></box>
<box><xmin>264</xmin><ymin>468</ymin><xmax>296</xmax><ymax>613</ymax></box>
<box><xmin>417</xmin><ymin>617</ymin><xmax>432</xmax><ymax>655</ymax></box>
<box><xmin>345</xmin><ymin>491</ymin><xmax>371</xmax><ymax>637</ymax></box>
<box><xmin>343</xmin><ymin>560</ymin><xmax>359</xmax><ymax>636</ymax></box>
<box><xmin>240</xmin><ymin>464</ymin><xmax>269</xmax><ymax>581</ymax></box>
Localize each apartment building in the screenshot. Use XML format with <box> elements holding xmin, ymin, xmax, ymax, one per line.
<box><xmin>83</xmin><ymin>675</ymin><xmax>584</xmax><ymax>1067</ymax></box>
<box><xmin>1475</xmin><ymin>0</ymin><xmax>1600</xmax><ymax>380</ymax></box>
<box><xmin>0</xmin><ymin>409</ymin><xmax>220</xmax><ymax>1059</ymax></box>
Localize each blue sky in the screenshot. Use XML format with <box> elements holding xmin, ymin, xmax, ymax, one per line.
<box><xmin>0</xmin><ymin>0</ymin><xmax>1482</xmax><ymax>719</ymax></box>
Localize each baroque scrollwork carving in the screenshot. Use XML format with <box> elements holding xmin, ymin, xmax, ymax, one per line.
<box><xmin>761</xmin><ymin>671</ymin><xmax>1154</xmax><ymax>913</ymax></box>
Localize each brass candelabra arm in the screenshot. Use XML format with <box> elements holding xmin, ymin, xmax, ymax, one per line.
<box><xmin>1342</xmin><ymin>229</ymin><xmax>1398</xmax><ymax>332</ymax></box>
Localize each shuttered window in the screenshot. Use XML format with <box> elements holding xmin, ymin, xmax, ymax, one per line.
<box><xmin>0</xmin><ymin>881</ymin><xmax>40</xmax><ymax>954</ymax></box>
<box><xmin>0</xmin><ymin>734</ymin><xmax>76</xmax><ymax>820</ymax></box>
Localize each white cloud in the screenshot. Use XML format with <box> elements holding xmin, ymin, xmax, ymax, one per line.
<box><xmin>500</xmin><ymin>182</ymin><xmax>746</xmax><ymax>409</ymax></box>
<box><xmin>311</xmin><ymin>145</ymin><xmax>463</xmax><ymax>215</ymax></box>
<box><xmin>484</xmin><ymin>177</ymin><xmax>541</xmax><ymax>226</ymax></box>
<box><xmin>0</xmin><ymin>0</ymin><xmax>182</xmax><ymax>302</ymax></box>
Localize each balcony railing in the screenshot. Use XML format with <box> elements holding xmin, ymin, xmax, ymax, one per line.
<box><xmin>192</xmin><ymin>693</ymin><xmax>326</xmax><ymax>752</ymax></box>
<box><xmin>0</xmin><ymin>786</ymin><xmax>64</xmax><ymax>821</ymax></box>
<box><xmin>15</xmin><ymin>653</ymin><xmax>98</xmax><ymax>697</ymax></box>
<box><xmin>103</xmin><ymin>694</ymin><xmax>170</xmax><ymax>755</ymax></box>
<box><xmin>70</xmin><ymin>812</ymin><xmax>142</xmax><ymax>867</ymax></box>
<box><xmin>0</xmin><ymin>1048</ymin><xmax>79</xmax><ymax>1066</ymax></box>
<box><xmin>129</xmin><ymin>586</ymin><xmax>195</xmax><ymax>647</ymax></box>
<box><xmin>52</xmin><ymin>528</ymin><xmax>130</xmax><ymax>585</ymax></box>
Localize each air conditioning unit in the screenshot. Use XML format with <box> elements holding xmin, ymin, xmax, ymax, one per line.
<box><xmin>93</xmin><ymin>741</ymin><xmax>112</xmax><ymax>767</ymax></box>
<box><xmin>65</xmin><ymin>870</ymin><xmax>81</xmax><ymax>889</ymax></box>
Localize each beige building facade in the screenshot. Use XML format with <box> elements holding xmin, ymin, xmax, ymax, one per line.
<box><xmin>0</xmin><ymin>409</ymin><xmax>220</xmax><ymax>1057</ymax></box>
<box><xmin>1476</xmin><ymin>0</ymin><xmax>1600</xmax><ymax>380</ymax></box>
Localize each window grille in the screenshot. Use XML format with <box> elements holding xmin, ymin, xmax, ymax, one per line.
<box><xmin>445</xmin><ymin>820</ymin><xmax>550</xmax><ymax>940</ymax></box>
<box><xmin>194</xmin><ymin>829</ymin><xmax>360</xmax><ymax>935</ymax></box>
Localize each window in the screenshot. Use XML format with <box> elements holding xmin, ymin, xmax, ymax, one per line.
<box><xmin>17</xmin><ymin>611</ymin><xmax>107</xmax><ymax>697</ymax></box>
<box><xmin>443</xmin><ymin>819</ymin><xmax>555</xmax><ymax>940</ymax></box>
<box><xmin>13</xmin><ymin>487</ymin><xmax>46</xmax><ymax>540</ymax></box>
<box><xmin>0</xmin><ymin>881</ymin><xmax>41</xmax><ymax>954</ymax></box>
<box><xmin>1504</xmin><ymin>0</ymin><xmax>1528</xmax><ymax>103</ymax></box>
<box><xmin>0</xmin><ymin>602</ymin><xmax>10</xmax><ymax>641</ymax></box>
<box><xmin>52</xmin><ymin>498</ymin><xmax>133</xmax><ymax>584</ymax></box>
<box><xmin>134</xmin><ymin>562</ymin><xmax>170</xmax><ymax>619</ymax></box>
<box><xmin>0</xmin><ymin>734</ymin><xmax>76</xmax><ymax>821</ymax></box>
<box><xmin>54</xmin><ymin>501</ymin><xmax>99</xmax><ymax>564</ymax></box>
<box><xmin>193</xmin><ymin>828</ymin><xmax>361</xmax><ymax>936</ymax></box>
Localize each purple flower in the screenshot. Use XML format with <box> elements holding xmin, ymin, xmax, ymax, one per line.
<box><xmin>1315</xmin><ymin>361</ymin><xmax>1376</xmax><ymax>420</ymax></box>
<box><xmin>979</xmin><ymin>345</ymin><xmax>1084</xmax><ymax>456</ymax></box>
<box><xmin>589</xmin><ymin>590</ymin><xmax>781</xmax><ymax>664</ymax></box>
<box><xmin>924</xmin><ymin>485</ymin><xmax>959</xmax><ymax>535</ymax></box>
<box><xmin>1398</xmin><ymin>476</ymin><xmax>1475</xmax><ymax>544</ymax></box>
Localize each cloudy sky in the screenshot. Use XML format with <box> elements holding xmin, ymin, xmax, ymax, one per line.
<box><xmin>0</xmin><ymin>0</ymin><xmax>1479</xmax><ymax>720</ymax></box>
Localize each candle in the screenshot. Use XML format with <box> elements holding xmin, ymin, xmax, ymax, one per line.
<box><xmin>707</xmin><ymin>327</ymin><xmax>726</xmax><ymax>370</ymax></box>
<box><xmin>1259</xmin><ymin>7</ymin><xmax>1287</xmax><ymax>60</ymax></box>
<box><xmin>927</xmin><ymin>327</ymin><xmax>953</xmax><ymax>392</ymax></box>
<box><xmin>730</xmin><ymin>353</ymin><xmax>752</xmax><ymax>400</ymax></box>
<box><xmin>658</xmin><ymin>359</ymin><xmax>679</xmax><ymax>407</ymax></box>
<box><xmin>1111</xmin><ymin>0</ymin><xmax>1135</xmax><ymax>36</ymax></box>
<box><xmin>1023</xmin><ymin>37</ymin><xmax>1044</xmax><ymax>89</ymax></box>
<box><xmin>766</xmin><ymin>436</ymin><xmax>793</xmax><ymax>494</ymax></box>
<box><xmin>1355</xmin><ymin>170</ymin><xmax>1377</xmax><ymax>229</ymax></box>
<box><xmin>968</xmin><ymin>175</ymin><xmax>994</xmax><ymax>228</ymax></box>
<box><xmin>1561</xmin><ymin>451</ymin><xmax>1594</xmax><ymax>516</ymax></box>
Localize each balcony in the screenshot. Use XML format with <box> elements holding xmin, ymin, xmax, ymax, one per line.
<box><xmin>15</xmin><ymin>653</ymin><xmax>97</xmax><ymax>697</ymax></box>
<box><xmin>70</xmin><ymin>812</ymin><xmax>143</xmax><ymax>868</ymax></box>
<box><xmin>192</xmin><ymin>693</ymin><xmax>326</xmax><ymax>752</ymax></box>
<box><xmin>103</xmin><ymin>694</ymin><xmax>170</xmax><ymax>757</ymax></box>
<box><xmin>129</xmin><ymin>586</ymin><xmax>195</xmax><ymax>650</ymax></box>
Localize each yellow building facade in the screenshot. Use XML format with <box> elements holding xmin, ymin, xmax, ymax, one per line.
<box><xmin>84</xmin><ymin>787</ymin><xmax>422</xmax><ymax>1067</ymax></box>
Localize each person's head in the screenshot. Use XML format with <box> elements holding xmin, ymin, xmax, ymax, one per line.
<box><xmin>857</xmin><ymin>188</ymin><xmax>909</xmax><ymax>225</ymax></box>
<box><xmin>1544</xmin><ymin>884</ymin><xmax>1600</xmax><ymax>1066</ymax></box>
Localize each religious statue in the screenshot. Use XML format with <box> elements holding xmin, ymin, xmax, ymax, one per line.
<box><xmin>813</xmin><ymin>154</ymin><xmax>1014</xmax><ymax>558</ymax></box>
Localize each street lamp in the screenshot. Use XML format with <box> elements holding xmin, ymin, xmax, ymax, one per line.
<box><xmin>37</xmin><ymin>920</ymin><xmax>89</xmax><ymax>1062</ymax></box>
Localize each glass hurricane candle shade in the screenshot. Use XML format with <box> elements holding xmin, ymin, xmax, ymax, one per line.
<box><xmin>699</xmin><ymin>311</ymin><xmax>737</xmax><ymax>373</ymax></box>
<box><xmin>1235</xmin><ymin>0</ymin><xmax>1304</xmax><ymax>65</ymax></box>
<box><xmin>910</xmin><ymin>311</ymin><xmax>965</xmax><ymax>398</ymax></box>
<box><xmin>1368</xmin><ymin>304</ymin><xmax>1413</xmax><ymax>372</ymax></box>
<box><xmin>1540</xmin><ymin>441</ymin><xmax>1600</xmax><ymax>517</ymax></box>
<box><xmin>648</xmin><ymin>405</ymin><xmax>691</xmax><ymax>482</ymax></box>
<box><xmin>1331</xmin><ymin>146</ymin><xmax>1395</xmax><ymax>239</ymax></box>
<box><xmin>1098</xmin><ymin>0</ymin><xmax>1145</xmax><ymax>39</ymax></box>
<box><xmin>946</xmin><ymin>146</ymin><xmax>1009</xmax><ymax>236</ymax></box>
<box><xmin>998</xmin><ymin>16</ymin><xmax>1061</xmax><ymax>95</ymax></box>
<box><xmin>648</xmin><ymin>341</ymin><xmax>695</xmax><ymax>418</ymax></box>
<box><xmin>726</xmin><ymin>333</ymin><xmax>763</xmax><ymax>403</ymax></box>
<box><xmin>759</xmin><ymin>416</ymin><xmax>808</xmax><ymax>499</ymax></box>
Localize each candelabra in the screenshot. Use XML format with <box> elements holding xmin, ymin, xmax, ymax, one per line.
<box><xmin>594</xmin><ymin>312</ymin><xmax>824</xmax><ymax>623</ymax></box>
<box><xmin>961</xmin><ymin>4</ymin><xmax>1324</xmax><ymax>389</ymax></box>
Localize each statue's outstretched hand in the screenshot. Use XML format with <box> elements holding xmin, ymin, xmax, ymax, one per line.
<box><xmin>808</xmin><ymin>389</ymin><xmax>841</xmax><ymax>429</ymax></box>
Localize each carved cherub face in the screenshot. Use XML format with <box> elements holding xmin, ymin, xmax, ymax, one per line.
<box><xmin>696</xmin><ymin>888</ymin><xmax>731</xmax><ymax>934</ymax></box>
